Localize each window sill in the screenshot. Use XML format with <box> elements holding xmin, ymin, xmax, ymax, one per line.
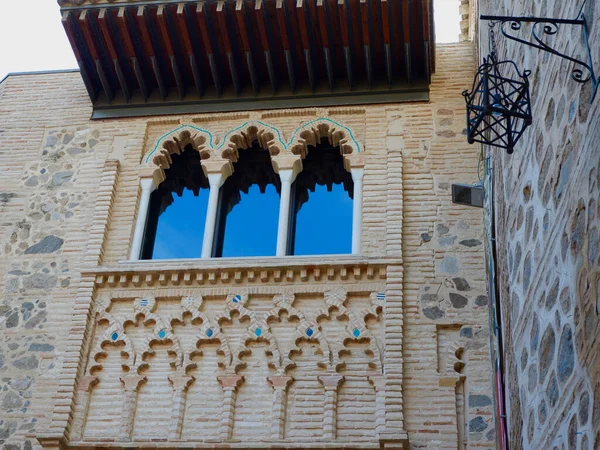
<box><xmin>115</xmin><ymin>254</ymin><xmax>401</xmax><ymax>270</ymax></box>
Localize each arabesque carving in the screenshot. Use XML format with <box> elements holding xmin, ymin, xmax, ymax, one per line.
<box><xmin>73</xmin><ymin>288</ymin><xmax>385</xmax><ymax>444</ymax></box>
<box><xmin>141</xmin><ymin>118</ymin><xmax>363</xmax><ymax>184</ymax></box>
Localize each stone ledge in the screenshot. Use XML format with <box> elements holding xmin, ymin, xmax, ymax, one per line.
<box><xmin>86</xmin><ymin>257</ymin><xmax>402</xmax><ymax>288</ymax></box>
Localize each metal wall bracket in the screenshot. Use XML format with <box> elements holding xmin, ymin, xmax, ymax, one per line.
<box><xmin>481</xmin><ymin>3</ymin><xmax>599</xmax><ymax>102</ymax></box>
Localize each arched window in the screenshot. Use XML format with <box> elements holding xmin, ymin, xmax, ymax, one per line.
<box><xmin>141</xmin><ymin>146</ymin><xmax>209</xmax><ymax>259</ymax></box>
<box><xmin>288</xmin><ymin>142</ymin><xmax>354</xmax><ymax>255</ymax></box>
<box><xmin>213</xmin><ymin>143</ymin><xmax>281</xmax><ymax>257</ymax></box>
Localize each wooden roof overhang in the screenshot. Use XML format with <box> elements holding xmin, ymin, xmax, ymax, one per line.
<box><xmin>59</xmin><ymin>0</ymin><xmax>435</xmax><ymax>119</ymax></box>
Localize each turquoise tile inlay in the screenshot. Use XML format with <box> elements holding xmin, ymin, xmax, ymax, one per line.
<box><xmin>111</xmin><ymin>332</ymin><xmax>118</xmax><ymax>341</ymax></box>
<box><xmin>353</xmin><ymin>328</ymin><xmax>361</xmax><ymax>338</ymax></box>
<box><xmin>255</xmin><ymin>328</ymin><xmax>262</xmax><ymax>337</ymax></box>
<box><xmin>158</xmin><ymin>329</ymin><xmax>166</xmax><ymax>339</ymax></box>
<box><xmin>206</xmin><ymin>328</ymin><xmax>214</xmax><ymax>338</ymax></box>
<box><xmin>306</xmin><ymin>328</ymin><xmax>314</xmax><ymax>337</ymax></box>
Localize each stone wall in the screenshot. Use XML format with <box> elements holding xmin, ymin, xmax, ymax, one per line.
<box><xmin>479</xmin><ymin>0</ymin><xmax>600</xmax><ymax>448</ymax></box>
<box><xmin>0</xmin><ymin>43</ymin><xmax>494</xmax><ymax>449</ymax></box>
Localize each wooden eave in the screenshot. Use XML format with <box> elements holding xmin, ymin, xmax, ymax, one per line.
<box><xmin>60</xmin><ymin>0</ymin><xmax>435</xmax><ymax>118</ymax></box>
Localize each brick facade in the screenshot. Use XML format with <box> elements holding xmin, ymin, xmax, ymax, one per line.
<box><xmin>0</xmin><ymin>43</ymin><xmax>494</xmax><ymax>449</ymax></box>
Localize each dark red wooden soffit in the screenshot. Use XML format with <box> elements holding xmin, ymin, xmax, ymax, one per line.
<box><xmin>60</xmin><ymin>0</ymin><xmax>435</xmax><ymax>117</ymax></box>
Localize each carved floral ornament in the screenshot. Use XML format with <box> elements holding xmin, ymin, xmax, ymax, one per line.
<box><xmin>69</xmin><ymin>289</ymin><xmax>386</xmax><ymax>443</ymax></box>
<box><xmin>140</xmin><ymin>118</ymin><xmax>365</xmax><ymax>185</ymax></box>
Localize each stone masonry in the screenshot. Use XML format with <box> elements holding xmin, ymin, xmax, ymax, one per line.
<box><xmin>479</xmin><ymin>0</ymin><xmax>600</xmax><ymax>448</ymax></box>
<box><xmin>0</xmin><ymin>43</ymin><xmax>494</xmax><ymax>449</ymax></box>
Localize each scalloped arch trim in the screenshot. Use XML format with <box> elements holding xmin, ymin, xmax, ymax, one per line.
<box><xmin>143</xmin><ymin>118</ymin><xmax>362</xmax><ymax>166</ymax></box>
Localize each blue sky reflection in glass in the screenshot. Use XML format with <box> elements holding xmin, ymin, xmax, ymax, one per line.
<box><xmin>152</xmin><ymin>188</ymin><xmax>208</xmax><ymax>259</ymax></box>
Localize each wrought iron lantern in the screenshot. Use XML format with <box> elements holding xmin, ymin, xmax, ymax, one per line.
<box><xmin>462</xmin><ymin>54</ymin><xmax>532</xmax><ymax>154</ymax></box>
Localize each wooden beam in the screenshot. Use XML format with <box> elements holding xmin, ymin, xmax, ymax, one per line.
<box><xmin>177</xmin><ymin>3</ymin><xmax>203</xmax><ymax>97</ymax></box>
<box><xmin>255</xmin><ymin>0</ymin><xmax>277</xmax><ymax>93</ymax></box>
<box><xmin>136</xmin><ymin>5</ymin><xmax>167</xmax><ymax>99</ymax></box>
<box><xmin>360</xmin><ymin>0</ymin><xmax>373</xmax><ymax>85</ymax></box>
<box><xmin>338</xmin><ymin>0</ymin><xmax>353</xmax><ymax>87</ymax></box>
<box><xmin>380</xmin><ymin>0</ymin><xmax>393</xmax><ymax>86</ymax></box>
<box><xmin>116</xmin><ymin>7</ymin><xmax>149</xmax><ymax>100</ymax></box>
<box><xmin>216</xmin><ymin>2</ymin><xmax>240</xmax><ymax>96</ymax></box>
<box><xmin>402</xmin><ymin>0</ymin><xmax>413</xmax><ymax>83</ymax></box>
<box><xmin>276</xmin><ymin>0</ymin><xmax>296</xmax><ymax>92</ymax></box>
<box><xmin>196</xmin><ymin>3</ymin><xmax>222</xmax><ymax>96</ymax></box>
<box><xmin>235</xmin><ymin>0</ymin><xmax>259</xmax><ymax>95</ymax></box>
<box><xmin>157</xmin><ymin>5</ymin><xmax>185</xmax><ymax>99</ymax></box>
<box><xmin>316</xmin><ymin>0</ymin><xmax>334</xmax><ymax>89</ymax></box>
<box><xmin>296</xmin><ymin>0</ymin><xmax>315</xmax><ymax>90</ymax></box>
<box><xmin>98</xmin><ymin>9</ymin><xmax>130</xmax><ymax>101</ymax></box>
<box><xmin>79</xmin><ymin>10</ymin><xmax>113</xmax><ymax>101</ymax></box>
<box><xmin>62</xmin><ymin>11</ymin><xmax>97</xmax><ymax>101</ymax></box>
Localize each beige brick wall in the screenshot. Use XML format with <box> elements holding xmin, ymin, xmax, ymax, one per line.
<box><xmin>479</xmin><ymin>0</ymin><xmax>600</xmax><ymax>448</ymax></box>
<box><xmin>0</xmin><ymin>43</ymin><xmax>493</xmax><ymax>449</ymax></box>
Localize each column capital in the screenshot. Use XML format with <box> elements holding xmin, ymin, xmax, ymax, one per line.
<box><xmin>202</xmin><ymin>159</ymin><xmax>233</xmax><ymax>180</ymax></box>
<box><xmin>318</xmin><ymin>374</ymin><xmax>344</xmax><ymax>390</ymax></box>
<box><xmin>272</xmin><ymin>155</ymin><xmax>303</xmax><ymax>177</ymax></box>
<box><xmin>268</xmin><ymin>376</ymin><xmax>294</xmax><ymax>390</ymax></box>
<box><xmin>120</xmin><ymin>374</ymin><xmax>146</xmax><ymax>391</ymax></box>
<box><xmin>169</xmin><ymin>375</ymin><xmax>195</xmax><ymax>391</ymax></box>
<box><xmin>218</xmin><ymin>375</ymin><xmax>244</xmax><ymax>391</ymax></box>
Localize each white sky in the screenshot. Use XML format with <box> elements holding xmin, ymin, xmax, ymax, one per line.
<box><xmin>0</xmin><ymin>0</ymin><xmax>460</xmax><ymax>82</ymax></box>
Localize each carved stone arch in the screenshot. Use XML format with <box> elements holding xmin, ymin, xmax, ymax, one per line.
<box><xmin>184</xmin><ymin>322</ymin><xmax>233</xmax><ymax>374</ymax></box>
<box><xmin>218</xmin><ymin>121</ymin><xmax>286</xmax><ymax>162</ymax></box>
<box><xmin>236</xmin><ymin>323</ymin><xmax>283</xmax><ymax>375</ymax></box>
<box><xmin>287</xmin><ymin>318</ymin><xmax>333</xmax><ymax>372</ymax></box>
<box><xmin>141</xmin><ymin>125</ymin><xmax>214</xmax><ymax>184</ymax></box>
<box><xmin>288</xmin><ymin>118</ymin><xmax>363</xmax><ymax>170</ymax></box>
<box><xmin>136</xmin><ymin>327</ymin><xmax>183</xmax><ymax>372</ymax></box>
<box><xmin>339</xmin><ymin>317</ymin><xmax>383</xmax><ymax>374</ymax></box>
<box><xmin>88</xmin><ymin>325</ymin><xmax>136</xmax><ymax>375</ymax></box>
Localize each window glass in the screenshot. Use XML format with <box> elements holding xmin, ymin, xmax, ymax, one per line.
<box><xmin>141</xmin><ymin>147</ymin><xmax>209</xmax><ymax>259</ymax></box>
<box><xmin>289</xmin><ymin>143</ymin><xmax>354</xmax><ymax>255</ymax></box>
<box><xmin>214</xmin><ymin>144</ymin><xmax>281</xmax><ymax>257</ymax></box>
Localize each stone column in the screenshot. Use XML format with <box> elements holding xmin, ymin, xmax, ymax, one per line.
<box><xmin>369</xmin><ymin>375</ymin><xmax>386</xmax><ymax>439</ymax></box>
<box><xmin>129</xmin><ymin>178</ymin><xmax>156</xmax><ymax>260</ymax></box>
<box><xmin>119</xmin><ymin>375</ymin><xmax>146</xmax><ymax>441</ymax></box>
<box><xmin>168</xmin><ymin>375</ymin><xmax>195</xmax><ymax>440</ymax></box>
<box><xmin>217</xmin><ymin>375</ymin><xmax>244</xmax><ymax>440</ymax></box>
<box><xmin>267</xmin><ymin>376</ymin><xmax>293</xmax><ymax>439</ymax></box>
<box><xmin>69</xmin><ymin>375</ymin><xmax>98</xmax><ymax>441</ymax></box>
<box><xmin>318</xmin><ymin>375</ymin><xmax>344</xmax><ymax>440</ymax></box>
<box><xmin>201</xmin><ymin>172</ymin><xmax>225</xmax><ymax>258</ymax></box>
<box><xmin>350</xmin><ymin>168</ymin><xmax>364</xmax><ymax>255</ymax></box>
<box><xmin>275</xmin><ymin>169</ymin><xmax>299</xmax><ymax>256</ymax></box>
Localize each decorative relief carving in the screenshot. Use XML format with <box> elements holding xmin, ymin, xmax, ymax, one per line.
<box><xmin>73</xmin><ymin>287</ymin><xmax>386</xmax><ymax>444</ymax></box>
<box><xmin>140</xmin><ymin>118</ymin><xmax>364</xmax><ymax>184</ymax></box>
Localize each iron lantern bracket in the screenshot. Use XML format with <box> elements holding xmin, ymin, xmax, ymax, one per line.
<box><xmin>481</xmin><ymin>6</ymin><xmax>599</xmax><ymax>102</ymax></box>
